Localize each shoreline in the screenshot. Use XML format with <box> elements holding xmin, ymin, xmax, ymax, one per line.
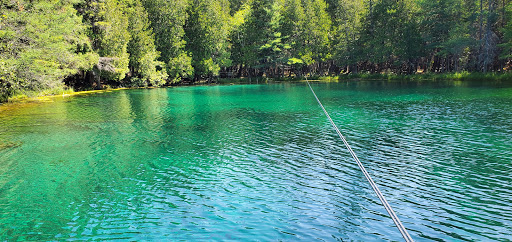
<box><xmin>6</xmin><ymin>87</ymin><xmax>132</xmax><ymax>103</ymax></box>
<box><xmin>2</xmin><ymin>72</ymin><xmax>511</xmax><ymax>108</ymax></box>
<box><xmin>337</xmin><ymin>72</ymin><xmax>512</xmax><ymax>82</ymax></box>
<box><xmin>0</xmin><ymin>87</ymin><xmax>136</xmax><ymax>112</ymax></box>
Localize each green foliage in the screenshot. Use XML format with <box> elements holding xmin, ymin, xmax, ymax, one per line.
<box><xmin>298</xmin><ymin>0</ymin><xmax>332</xmax><ymax>65</ymax></box>
<box><xmin>233</xmin><ymin>0</ymin><xmax>273</xmax><ymax>69</ymax></box>
<box><xmin>357</xmin><ymin>0</ymin><xmax>422</xmax><ymax>67</ymax></box>
<box><xmin>228</xmin><ymin>0</ymin><xmax>247</xmax><ymax>14</ymax></box>
<box><xmin>257</xmin><ymin>0</ymin><xmax>293</xmax><ymax>75</ymax></box>
<box><xmin>185</xmin><ymin>0</ymin><xmax>232</xmax><ymax>77</ymax></box>
<box><xmin>499</xmin><ymin>2</ymin><xmax>512</xmax><ymax>59</ymax></box>
<box><xmin>126</xmin><ymin>0</ymin><xmax>167</xmax><ymax>86</ymax></box>
<box><xmin>332</xmin><ymin>0</ymin><xmax>365</xmax><ymax>66</ymax></box>
<box><xmin>229</xmin><ymin>0</ymin><xmax>332</xmax><ymax>76</ymax></box>
<box><xmin>229</xmin><ymin>1</ymin><xmax>255</xmax><ymax>68</ymax></box>
<box><xmin>90</xmin><ymin>0</ymin><xmax>130</xmax><ymax>81</ymax></box>
<box><xmin>0</xmin><ymin>0</ymin><xmax>97</xmax><ymax>101</ymax></box>
<box><xmin>339</xmin><ymin>71</ymin><xmax>512</xmax><ymax>82</ymax></box>
<box><xmin>168</xmin><ymin>53</ymin><xmax>194</xmax><ymax>83</ymax></box>
<box><xmin>418</xmin><ymin>0</ymin><xmax>457</xmax><ymax>51</ymax></box>
<box><xmin>417</xmin><ymin>0</ymin><xmax>475</xmax><ymax>71</ymax></box>
<box><xmin>142</xmin><ymin>0</ymin><xmax>191</xmax><ymax>81</ymax></box>
<box><xmin>0</xmin><ymin>60</ymin><xmax>16</xmax><ymax>102</ymax></box>
<box><xmin>280</xmin><ymin>0</ymin><xmax>305</xmax><ymax>40</ymax></box>
<box><xmin>2</xmin><ymin>0</ymin><xmax>512</xmax><ymax>102</ymax></box>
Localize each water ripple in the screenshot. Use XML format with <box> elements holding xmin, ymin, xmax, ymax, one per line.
<box><xmin>0</xmin><ymin>82</ymin><xmax>511</xmax><ymax>240</ymax></box>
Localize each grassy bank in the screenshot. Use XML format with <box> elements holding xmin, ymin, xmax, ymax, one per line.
<box><xmin>218</xmin><ymin>72</ymin><xmax>512</xmax><ymax>84</ymax></box>
<box><xmin>1</xmin><ymin>86</ymin><xmax>134</xmax><ymax>105</ymax></box>
<box><xmin>337</xmin><ymin>72</ymin><xmax>512</xmax><ymax>82</ymax></box>
<box><xmin>7</xmin><ymin>85</ymin><xmax>75</xmax><ymax>103</ymax></box>
<box><xmin>216</xmin><ymin>76</ymin><xmax>337</xmax><ymax>84</ymax></box>
<box><xmin>2</xmin><ymin>72</ymin><xmax>511</xmax><ymax>104</ymax></box>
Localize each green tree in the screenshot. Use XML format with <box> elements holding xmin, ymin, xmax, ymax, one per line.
<box><xmin>499</xmin><ymin>1</ymin><xmax>512</xmax><ymax>61</ymax></box>
<box><xmin>479</xmin><ymin>0</ymin><xmax>499</xmax><ymax>72</ymax></box>
<box><xmin>231</xmin><ymin>0</ymin><xmax>331</xmax><ymax>77</ymax></box>
<box><xmin>228</xmin><ymin>1</ymin><xmax>251</xmax><ymax>76</ymax></box>
<box><xmin>296</xmin><ymin>0</ymin><xmax>332</xmax><ymax>74</ymax></box>
<box><xmin>0</xmin><ymin>0</ymin><xmax>97</xmax><ymax>101</ymax></box>
<box><xmin>230</xmin><ymin>0</ymin><xmax>272</xmax><ymax>76</ymax></box>
<box><xmin>126</xmin><ymin>0</ymin><xmax>168</xmax><ymax>86</ymax></box>
<box><xmin>229</xmin><ymin>0</ymin><xmax>247</xmax><ymax>14</ymax></box>
<box><xmin>143</xmin><ymin>0</ymin><xmax>192</xmax><ymax>83</ymax></box>
<box><xmin>357</xmin><ymin>0</ymin><xmax>422</xmax><ymax>73</ymax></box>
<box><xmin>418</xmin><ymin>0</ymin><xmax>464</xmax><ymax>72</ymax></box>
<box><xmin>258</xmin><ymin>0</ymin><xmax>294</xmax><ymax>77</ymax></box>
<box><xmin>280</xmin><ymin>0</ymin><xmax>306</xmax><ymax>75</ymax></box>
<box><xmin>89</xmin><ymin>0</ymin><xmax>131</xmax><ymax>82</ymax></box>
<box><xmin>332</xmin><ymin>0</ymin><xmax>366</xmax><ymax>72</ymax></box>
<box><xmin>185</xmin><ymin>0</ymin><xmax>232</xmax><ymax>79</ymax></box>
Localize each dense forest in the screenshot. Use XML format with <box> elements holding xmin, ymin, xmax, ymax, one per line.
<box><xmin>1</xmin><ymin>0</ymin><xmax>512</xmax><ymax>101</ymax></box>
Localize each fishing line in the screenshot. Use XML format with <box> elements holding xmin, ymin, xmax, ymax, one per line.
<box><xmin>306</xmin><ymin>80</ymin><xmax>414</xmax><ymax>242</ymax></box>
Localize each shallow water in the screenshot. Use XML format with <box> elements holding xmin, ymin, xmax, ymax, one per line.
<box><xmin>0</xmin><ymin>81</ymin><xmax>511</xmax><ymax>240</ymax></box>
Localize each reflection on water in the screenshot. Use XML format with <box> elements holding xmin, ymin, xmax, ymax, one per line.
<box><xmin>0</xmin><ymin>81</ymin><xmax>511</xmax><ymax>240</ymax></box>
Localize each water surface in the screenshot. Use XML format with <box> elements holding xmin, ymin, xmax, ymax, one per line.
<box><xmin>1</xmin><ymin>81</ymin><xmax>511</xmax><ymax>240</ymax></box>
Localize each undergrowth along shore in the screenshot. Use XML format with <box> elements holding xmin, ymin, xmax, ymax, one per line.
<box><xmin>219</xmin><ymin>72</ymin><xmax>512</xmax><ymax>83</ymax></box>
<box><xmin>336</xmin><ymin>72</ymin><xmax>512</xmax><ymax>82</ymax></box>
<box><xmin>2</xmin><ymin>72</ymin><xmax>512</xmax><ymax>104</ymax></box>
<box><xmin>7</xmin><ymin>85</ymin><xmax>75</xmax><ymax>103</ymax></box>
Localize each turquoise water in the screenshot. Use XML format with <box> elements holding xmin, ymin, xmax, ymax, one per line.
<box><xmin>0</xmin><ymin>81</ymin><xmax>511</xmax><ymax>240</ymax></box>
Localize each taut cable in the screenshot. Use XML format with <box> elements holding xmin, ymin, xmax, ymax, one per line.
<box><xmin>306</xmin><ymin>80</ymin><xmax>413</xmax><ymax>242</ymax></box>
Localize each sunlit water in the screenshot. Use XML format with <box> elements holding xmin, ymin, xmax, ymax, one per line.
<box><xmin>0</xmin><ymin>81</ymin><xmax>511</xmax><ymax>241</ymax></box>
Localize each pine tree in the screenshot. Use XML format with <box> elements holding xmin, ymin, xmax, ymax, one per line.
<box><xmin>126</xmin><ymin>0</ymin><xmax>167</xmax><ymax>86</ymax></box>
<box><xmin>143</xmin><ymin>0</ymin><xmax>192</xmax><ymax>82</ymax></box>
<box><xmin>499</xmin><ymin>1</ymin><xmax>512</xmax><ymax>61</ymax></box>
<box><xmin>185</xmin><ymin>0</ymin><xmax>232</xmax><ymax>79</ymax></box>
<box><xmin>332</xmin><ymin>0</ymin><xmax>366</xmax><ymax>72</ymax></box>
<box><xmin>297</xmin><ymin>0</ymin><xmax>332</xmax><ymax>74</ymax></box>
<box><xmin>357</xmin><ymin>0</ymin><xmax>421</xmax><ymax>72</ymax></box>
<box><xmin>230</xmin><ymin>0</ymin><xmax>272</xmax><ymax>76</ymax></box>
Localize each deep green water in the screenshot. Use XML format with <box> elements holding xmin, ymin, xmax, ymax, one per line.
<box><xmin>0</xmin><ymin>81</ymin><xmax>511</xmax><ymax>241</ymax></box>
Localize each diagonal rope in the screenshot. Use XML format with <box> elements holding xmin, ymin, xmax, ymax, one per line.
<box><xmin>306</xmin><ymin>80</ymin><xmax>414</xmax><ymax>242</ymax></box>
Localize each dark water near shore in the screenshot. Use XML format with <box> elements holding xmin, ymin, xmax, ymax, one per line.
<box><xmin>0</xmin><ymin>81</ymin><xmax>511</xmax><ymax>240</ymax></box>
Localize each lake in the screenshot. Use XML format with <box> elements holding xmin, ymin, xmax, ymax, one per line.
<box><xmin>0</xmin><ymin>81</ymin><xmax>511</xmax><ymax>240</ymax></box>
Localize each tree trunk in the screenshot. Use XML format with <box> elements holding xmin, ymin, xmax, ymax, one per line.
<box><xmin>479</xmin><ymin>0</ymin><xmax>483</xmax><ymax>41</ymax></box>
<box><xmin>481</xmin><ymin>0</ymin><xmax>498</xmax><ymax>72</ymax></box>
